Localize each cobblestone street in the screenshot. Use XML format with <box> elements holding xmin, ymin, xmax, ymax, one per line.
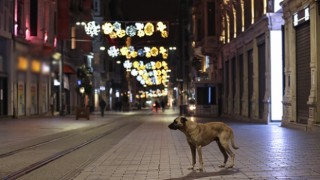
<box><xmin>71</xmin><ymin>111</ymin><xmax>320</xmax><ymax>180</ymax></box>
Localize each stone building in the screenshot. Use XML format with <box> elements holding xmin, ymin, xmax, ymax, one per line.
<box><xmin>281</xmin><ymin>0</ymin><xmax>320</xmax><ymax>131</ymax></box>
<box><xmin>192</xmin><ymin>0</ymin><xmax>284</xmax><ymax>122</ymax></box>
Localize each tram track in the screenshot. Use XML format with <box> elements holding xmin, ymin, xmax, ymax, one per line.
<box><xmin>2</xmin><ymin>123</ymin><xmax>126</xmax><ymax>180</ymax></box>
<box><xmin>0</xmin><ymin>121</ymin><xmax>114</xmax><ymax>159</ymax></box>
<box><xmin>0</xmin><ymin>116</ymin><xmax>144</xmax><ymax>180</ymax></box>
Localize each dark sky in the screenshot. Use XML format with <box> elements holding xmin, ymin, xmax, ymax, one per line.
<box><xmin>120</xmin><ymin>0</ymin><xmax>180</xmax><ymax>22</ymax></box>
<box><xmin>109</xmin><ymin>0</ymin><xmax>181</xmax><ymax>47</ymax></box>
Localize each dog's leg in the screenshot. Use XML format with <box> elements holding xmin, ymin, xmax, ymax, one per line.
<box><xmin>196</xmin><ymin>145</ymin><xmax>204</xmax><ymax>171</ymax></box>
<box><xmin>188</xmin><ymin>142</ymin><xmax>196</xmax><ymax>170</ymax></box>
<box><xmin>217</xmin><ymin>141</ymin><xmax>228</xmax><ymax>168</ymax></box>
<box><xmin>221</xmin><ymin>142</ymin><xmax>235</xmax><ymax>168</ymax></box>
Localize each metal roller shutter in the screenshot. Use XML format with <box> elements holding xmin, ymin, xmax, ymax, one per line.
<box><xmin>248</xmin><ymin>49</ymin><xmax>253</xmax><ymax>118</ymax></box>
<box><xmin>258</xmin><ymin>43</ymin><xmax>266</xmax><ymax>119</ymax></box>
<box><xmin>296</xmin><ymin>22</ymin><xmax>310</xmax><ymax>124</ymax></box>
<box><xmin>239</xmin><ymin>54</ymin><xmax>243</xmax><ymax>115</ymax></box>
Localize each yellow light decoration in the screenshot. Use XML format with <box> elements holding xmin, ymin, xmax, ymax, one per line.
<box><xmin>156</xmin><ymin>21</ymin><xmax>167</xmax><ymax>31</ymax></box>
<box><xmin>162</xmin><ymin>75</ymin><xmax>167</xmax><ymax>80</ymax></box>
<box><xmin>126</xmin><ymin>53</ymin><xmax>131</xmax><ymax>59</ymax></box>
<box><xmin>162</xmin><ymin>61</ymin><xmax>167</xmax><ymax>67</ymax></box>
<box><xmin>146</xmin><ymin>79</ymin><xmax>151</xmax><ymax>85</ymax></box>
<box><xmin>150</xmin><ymin>47</ymin><xmax>159</xmax><ymax>57</ymax></box>
<box><xmin>143</xmin><ymin>73</ymin><xmax>149</xmax><ymax>80</ymax></box>
<box><xmin>162</xmin><ymin>53</ymin><xmax>168</xmax><ymax>59</ymax></box>
<box><xmin>146</xmin><ymin>52</ymin><xmax>151</xmax><ymax>58</ymax></box>
<box><xmin>137</xmin><ymin>30</ymin><xmax>145</xmax><ymax>37</ymax></box>
<box><xmin>117</xmin><ymin>29</ymin><xmax>126</xmax><ymax>38</ymax></box>
<box><xmin>161</xmin><ymin>31</ymin><xmax>168</xmax><ymax>38</ymax></box>
<box><xmin>140</xmin><ymin>65</ymin><xmax>146</xmax><ymax>70</ymax></box>
<box><xmin>159</xmin><ymin>46</ymin><xmax>167</xmax><ymax>54</ymax></box>
<box><xmin>120</xmin><ymin>47</ymin><xmax>129</xmax><ymax>55</ymax></box>
<box><xmin>109</xmin><ymin>31</ymin><xmax>117</xmax><ymax>39</ymax></box>
<box><xmin>144</xmin><ymin>22</ymin><xmax>154</xmax><ymax>36</ymax></box>
<box><xmin>102</xmin><ymin>22</ymin><xmax>113</xmax><ymax>34</ymax></box>
<box><xmin>133</xmin><ymin>61</ymin><xmax>139</xmax><ymax>68</ymax></box>
<box><xmin>155</xmin><ymin>61</ymin><xmax>162</xmax><ymax>69</ymax></box>
<box><xmin>157</xmin><ymin>70</ymin><xmax>162</xmax><ymax>75</ymax></box>
<box><xmin>139</xmin><ymin>70</ymin><xmax>144</xmax><ymax>76</ymax></box>
<box><xmin>131</xmin><ymin>51</ymin><xmax>138</xmax><ymax>58</ymax></box>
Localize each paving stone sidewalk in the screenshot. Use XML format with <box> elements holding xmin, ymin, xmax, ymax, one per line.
<box><xmin>72</xmin><ymin>114</ymin><xmax>320</xmax><ymax>180</ymax></box>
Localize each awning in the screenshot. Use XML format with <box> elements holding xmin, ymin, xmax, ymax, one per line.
<box><xmin>63</xmin><ymin>64</ymin><xmax>76</xmax><ymax>74</ymax></box>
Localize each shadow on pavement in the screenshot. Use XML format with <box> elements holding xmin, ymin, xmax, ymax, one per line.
<box><xmin>163</xmin><ymin>168</ymin><xmax>240</xmax><ymax>180</ymax></box>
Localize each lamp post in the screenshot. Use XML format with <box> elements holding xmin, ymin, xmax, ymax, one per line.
<box><xmin>52</xmin><ymin>51</ymin><xmax>64</xmax><ymax>116</ymax></box>
<box><xmin>79</xmin><ymin>86</ymin><xmax>85</xmax><ymax>106</ymax></box>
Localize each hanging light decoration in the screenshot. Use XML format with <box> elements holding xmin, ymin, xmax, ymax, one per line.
<box><xmin>83</xmin><ymin>21</ymin><xmax>168</xmax><ymax>38</ymax></box>
<box><xmin>107</xmin><ymin>46</ymin><xmax>168</xmax><ymax>59</ymax></box>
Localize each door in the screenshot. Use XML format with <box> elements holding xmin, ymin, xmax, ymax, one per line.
<box><xmin>296</xmin><ymin>21</ymin><xmax>310</xmax><ymax>124</ymax></box>
<box><xmin>0</xmin><ymin>77</ymin><xmax>8</xmax><ymax>116</ymax></box>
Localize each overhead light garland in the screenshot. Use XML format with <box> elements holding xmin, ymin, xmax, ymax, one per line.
<box><xmin>84</xmin><ymin>21</ymin><xmax>168</xmax><ymax>38</ymax></box>
<box><xmin>136</xmin><ymin>89</ymin><xmax>168</xmax><ymax>98</ymax></box>
<box><xmin>107</xmin><ymin>46</ymin><xmax>168</xmax><ymax>59</ymax></box>
<box><xmin>123</xmin><ymin>60</ymin><xmax>170</xmax><ymax>87</ymax></box>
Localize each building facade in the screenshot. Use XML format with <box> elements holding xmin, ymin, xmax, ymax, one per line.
<box><xmin>281</xmin><ymin>0</ymin><xmax>320</xmax><ymax>131</ymax></box>
<box><xmin>192</xmin><ymin>0</ymin><xmax>284</xmax><ymax>122</ymax></box>
<box><xmin>13</xmin><ymin>0</ymin><xmax>56</xmax><ymax>117</ymax></box>
<box><xmin>0</xmin><ymin>0</ymin><xmax>13</xmax><ymax>117</ymax></box>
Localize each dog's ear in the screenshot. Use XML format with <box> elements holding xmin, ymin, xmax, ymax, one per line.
<box><xmin>181</xmin><ymin>117</ymin><xmax>188</xmax><ymax>123</ymax></box>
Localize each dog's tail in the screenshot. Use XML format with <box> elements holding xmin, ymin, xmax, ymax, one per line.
<box><xmin>230</xmin><ymin>131</ymin><xmax>239</xmax><ymax>149</ymax></box>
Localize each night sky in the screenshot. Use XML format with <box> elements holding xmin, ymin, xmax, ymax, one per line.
<box><xmin>108</xmin><ymin>0</ymin><xmax>181</xmax><ymax>47</ymax></box>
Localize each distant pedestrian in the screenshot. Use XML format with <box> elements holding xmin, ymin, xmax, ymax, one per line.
<box><xmin>99</xmin><ymin>98</ymin><xmax>106</xmax><ymax>117</ymax></box>
<box><xmin>50</xmin><ymin>94</ymin><xmax>55</xmax><ymax>116</ymax></box>
<box><xmin>155</xmin><ymin>100</ymin><xmax>160</xmax><ymax>112</ymax></box>
<box><xmin>161</xmin><ymin>100</ymin><xmax>165</xmax><ymax>112</ymax></box>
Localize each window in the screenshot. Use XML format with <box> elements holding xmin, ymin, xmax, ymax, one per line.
<box><xmin>207</xmin><ymin>2</ymin><xmax>216</xmax><ymax>36</ymax></box>
<box><xmin>197</xmin><ymin>87</ymin><xmax>216</xmax><ymax>105</ymax></box>
<box><xmin>30</xmin><ymin>0</ymin><xmax>38</xmax><ymax>36</ymax></box>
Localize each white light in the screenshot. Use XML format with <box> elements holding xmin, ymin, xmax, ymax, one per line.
<box><xmin>208</xmin><ymin>87</ymin><xmax>211</xmax><ymax>104</ymax></box>
<box><xmin>293</xmin><ymin>14</ymin><xmax>298</xmax><ymax>26</ymax></box>
<box><xmin>54</xmin><ymin>79</ymin><xmax>60</xmax><ymax>86</ymax></box>
<box><xmin>79</xmin><ymin>87</ymin><xmax>85</xmax><ymax>94</ymax></box>
<box><xmin>305</xmin><ymin>8</ymin><xmax>310</xmax><ymax>21</ymax></box>
<box><xmin>100</xmin><ymin>46</ymin><xmax>106</xmax><ymax>51</ymax></box>
<box><xmin>100</xmin><ymin>86</ymin><xmax>105</xmax><ymax>91</ymax></box>
<box><xmin>42</xmin><ymin>63</ymin><xmax>50</xmax><ymax>74</ymax></box>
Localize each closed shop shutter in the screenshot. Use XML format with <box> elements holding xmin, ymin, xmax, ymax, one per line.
<box><xmin>258</xmin><ymin>43</ymin><xmax>266</xmax><ymax>119</ymax></box>
<box><xmin>239</xmin><ymin>54</ymin><xmax>243</xmax><ymax>115</ymax></box>
<box><xmin>296</xmin><ymin>21</ymin><xmax>310</xmax><ymax>124</ymax></box>
<box><xmin>232</xmin><ymin>57</ymin><xmax>236</xmax><ymax>110</ymax></box>
<box><xmin>248</xmin><ymin>49</ymin><xmax>253</xmax><ymax>118</ymax></box>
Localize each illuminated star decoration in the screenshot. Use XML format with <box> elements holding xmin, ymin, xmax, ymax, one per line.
<box><xmin>84</xmin><ymin>21</ymin><xmax>101</xmax><ymax>37</ymax></box>
<box><xmin>83</xmin><ymin>21</ymin><xmax>168</xmax><ymax>39</ymax></box>
<box><xmin>107</xmin><ymin>46</ymin><xmax>168</xmax><ymax>59</ymax></box>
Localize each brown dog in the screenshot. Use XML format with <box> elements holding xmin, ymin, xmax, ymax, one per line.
<box><xmin>168</xmin><ymin>116</ymin><xmax>239</xmax><ymax>171</ymax></box>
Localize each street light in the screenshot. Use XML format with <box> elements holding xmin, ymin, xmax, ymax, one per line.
<box><xmin>52</xmin><ymin>52</ymin><xmax>64</xmax><ymax>116</ymax></box>
<box><xmin>79</xmin><ymin>87</ymin><xmax>85</xmax><ymax>106</ymax></box>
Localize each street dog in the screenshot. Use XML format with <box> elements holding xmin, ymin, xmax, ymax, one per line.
<box><xmin>168</xmin><ymin>116</ymin><xmax>239</xmax><ymax>171</ymax></box>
